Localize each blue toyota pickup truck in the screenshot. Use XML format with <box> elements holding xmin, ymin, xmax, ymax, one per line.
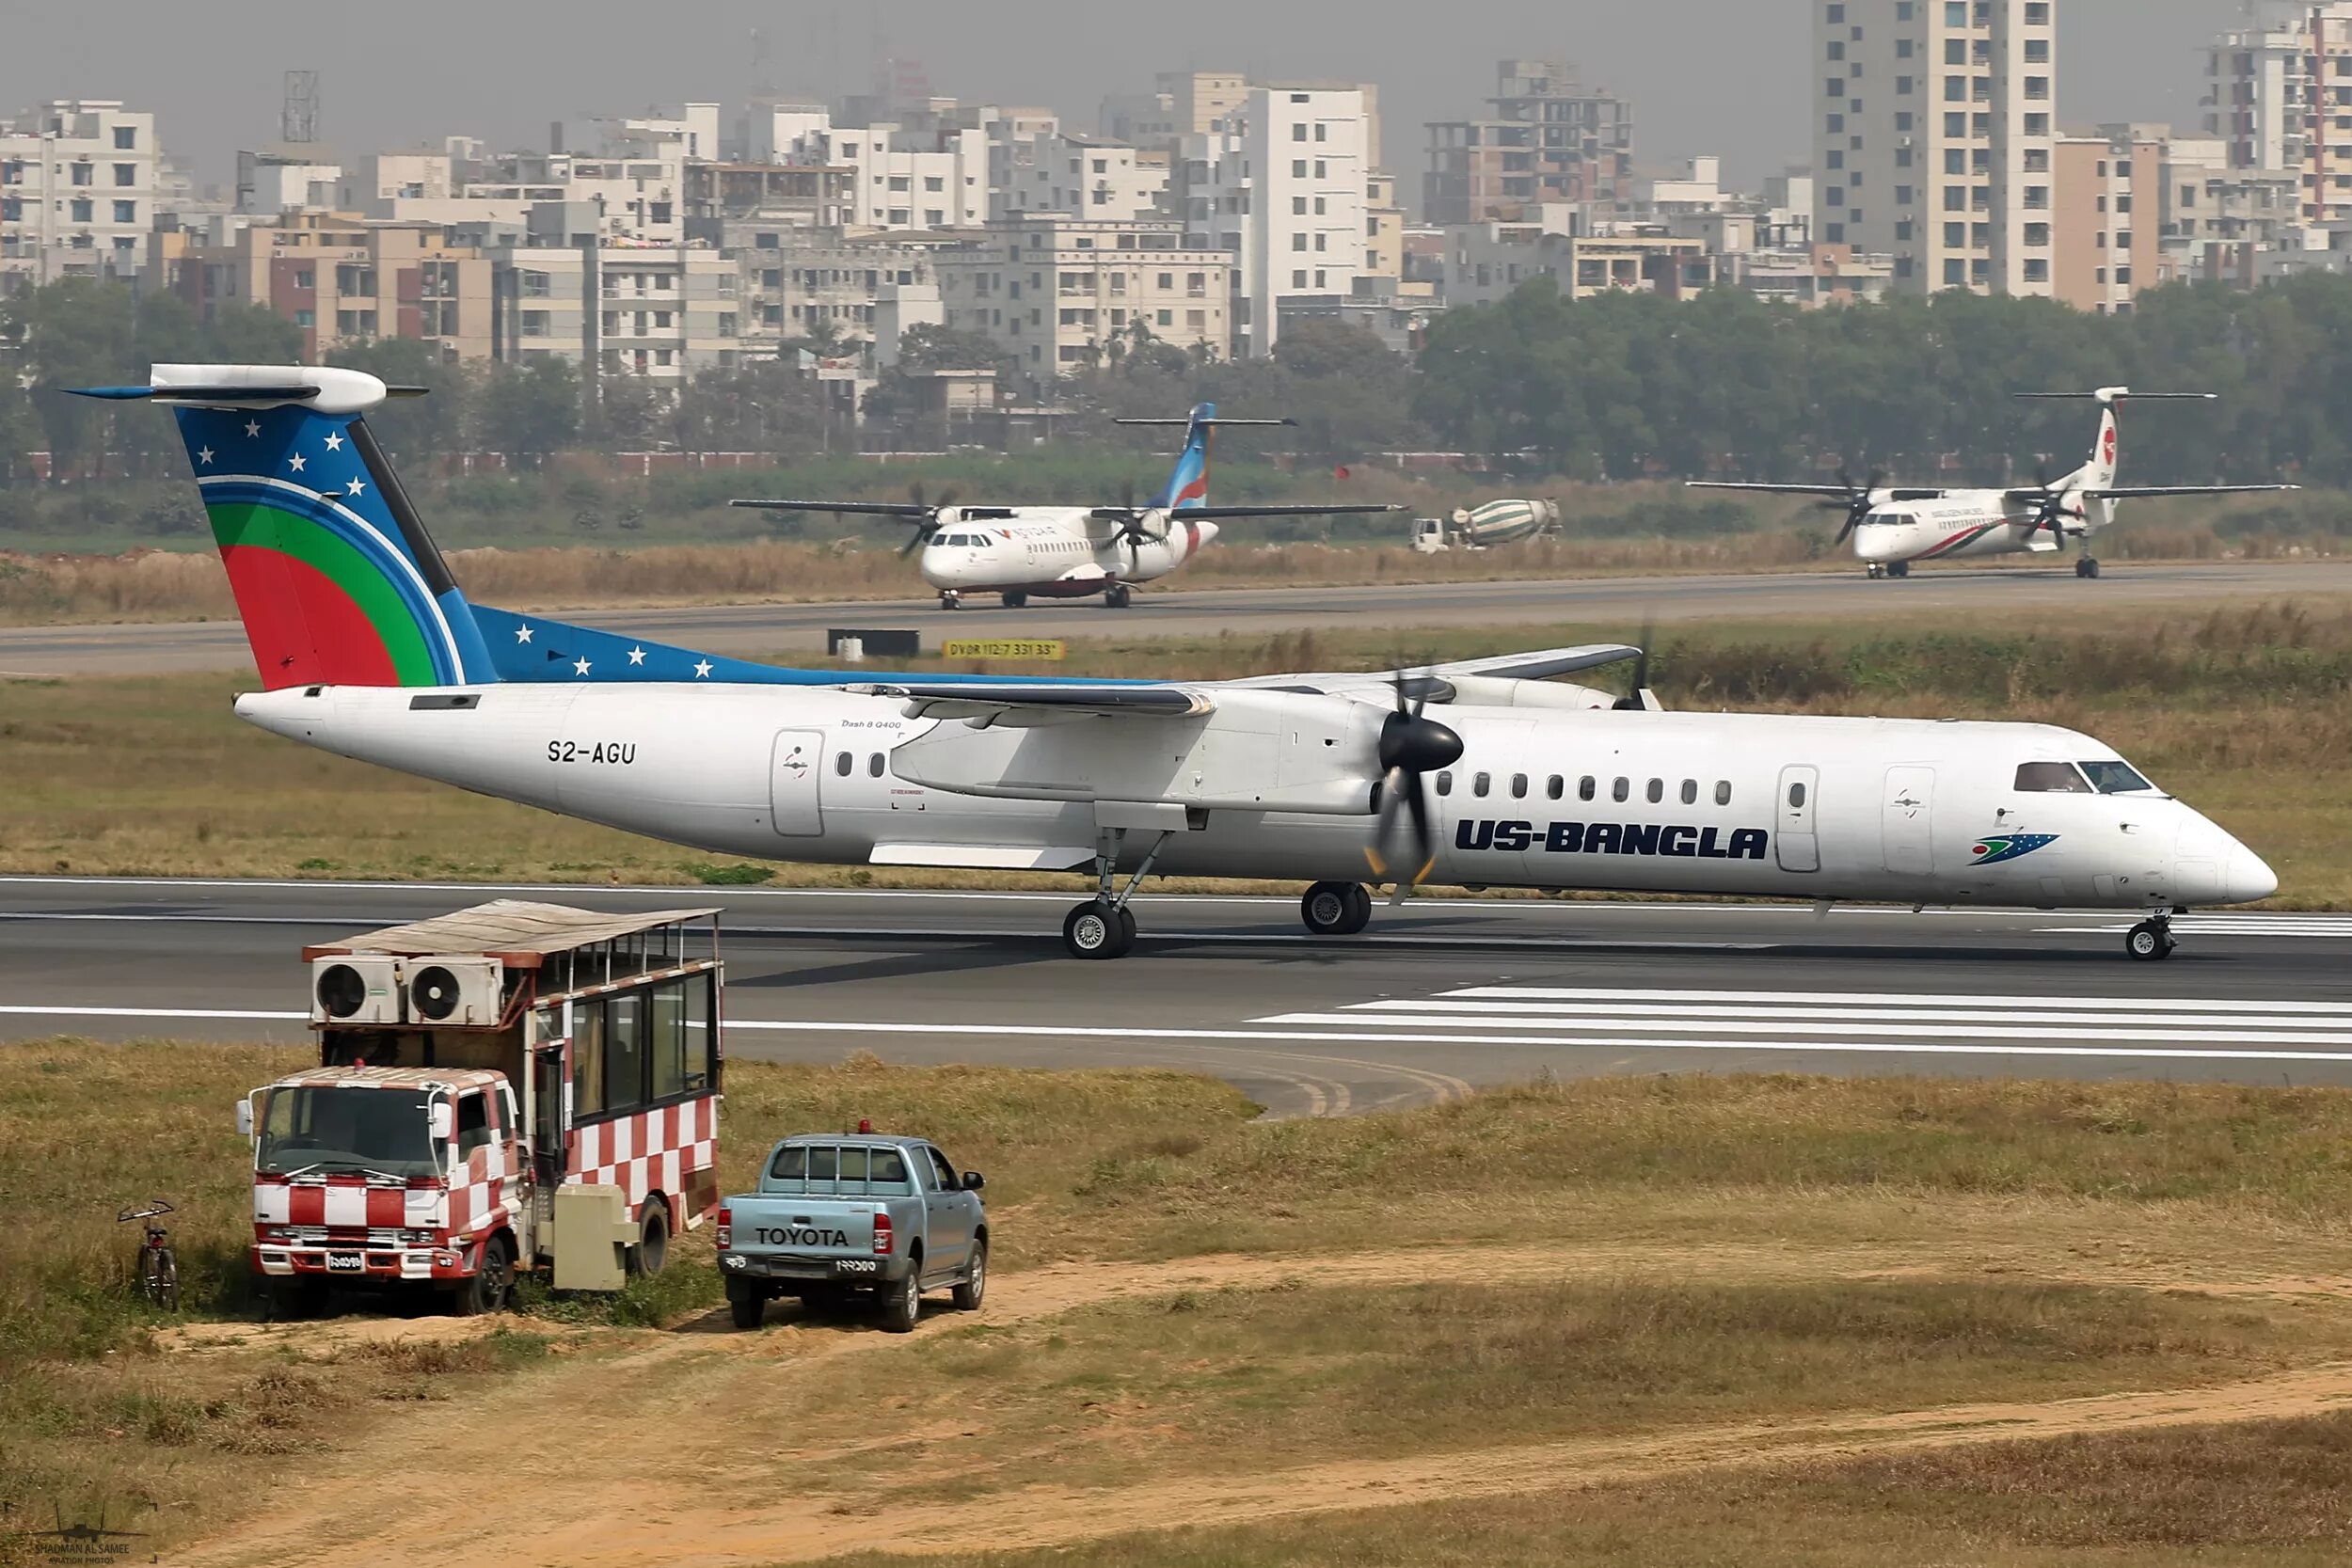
<box><xmin>716</xmin><ymin>1131</ymin><xmax>988</xmax><ymax>1331</ymax></box>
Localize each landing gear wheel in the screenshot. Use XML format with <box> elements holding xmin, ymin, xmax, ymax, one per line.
<box><xmin>952</xmin><ymin>1241</ymin><xmax>988</xmax><ymax>1311</ymax></box>
<box><xmin>1105</xmin><ymin>584</ymin><xmax>1133</xmax><ymax>609</ymax></box>
<box><xmin>452</xmin><ymin>1234</ymin><xmax>513</xmax><ymax>1317</ymax></box>
<box><xmin>939</xmin><ymin>590</ymin><xmax>961</xmax><ymax>610</ymax></box>
<box><xmin>2077</xmin><ymin>557</ymin><xmax>2102</xmax><ymax>579</ymax></box>
<box><xmin>1001</xmin><ymin>589</ymin><xmax>1028</xmax><ymax>609</ymax></box>
<box><xmin>1866</xmin><ymin>563</ymin><xmax>1886</xmax><ymax>579</ymax></box>
<box><xmin>881</xmin><ymin>1267</ymin><xmax>923</xmax><ymax>1333</ymax></box>
<box><xmin>627</xmin><ymin>1201</ymin><xmax>669</xmax><ymax>1276</ymax></box>
<box><xmin>1301</xmin><ymin>880</ymin><xmax>1375</xmax><ymax>936</ymax></box>
<box><xmin>2125</xmin><ymin>919</ymin><xmax>2176</xmax><ymax>962</ymax></box>
<box><xmin>1063</xmin><ymin>899</ymin><xmax>1135</xmax><ymax>959</ymax></box>
<box><xmin>1889</xmin><ymin>561</ymin><xmax>1911</xmax><ymax>579</ymax></box>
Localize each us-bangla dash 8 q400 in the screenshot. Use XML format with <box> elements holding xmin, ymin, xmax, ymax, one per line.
<box><xmin>86</xmin><ymin>365</ymin><xmax>2277</xmax><ymax>961</ymax></box>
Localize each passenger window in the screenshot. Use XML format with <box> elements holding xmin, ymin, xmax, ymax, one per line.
<box><xmin>808</xmin><ymin>1145</ymin><xmax>838</xmax><ymax>1182</ymax></box>
<box><xmin>454</xmin><ymin>1092</ymin><xmax>492</xmax><ymax>1159</ymax></box>
<box><xmin>2014</xmin><ymin>762</ymin><xmax>2093</xmax><ymax>794</ymax></box>
<box><xmin>1580</xmin><ymin>776</ymin><xmax>1597</xmax><ymax>801</ymax></box>
<box><xmin>870</xmin><ymin>1148</ymin><xmax>909</xmax><ymax>1184</ymax></box>
<box><xmin>926</xmin><ymin>1148</ymin><xmax>961</xmax><ymax>1190</ymax></box>
<box><xmin>1547</xmin><ymin>775</ymin><xmax>1564</xmax><ymax>800</ymax></box>
<box><xmin>650</xmin><ymin>980</ymin><xmax>688</xmax><ymax>1101</ymax></box>
<box><xmin>768</xmin><ymin>1144</ymin><xmax>807</xmax><ymax>1180</ymax></box>
<box><xmin>1613</xmin><ymin>777</ymin><xmax>1629</xmax><ymax>803</ymax></box>
<box><xmin>1436</xmin><ymin>770</ymin><xmax>1453</xmax><ymax>797</ymax></box>
<box><xmin>1473</xmin><ymin>772</ymin><xmax>1491</xmax><ymax>798</ymax></box>
<box><xmin>867</xmin><ymin>752</ymin><xmax>885</xmax><ymax>778</ymax></box>
<box><xmin>1680</xmin><ymin>779</ymin><xmax>1698</xmax><ymax>806</ymax></box>
<box><xmin>604</xmin><ymin>992</ymin><xmax>645</xmax><ymax>1114</ymax></box>
<box><xmin>834</xmin><ymin>752</ymin><xmax>853</xmax><ymax>777</ymax></box>
<box><xmin>682</xmin><ymin>972</ymin><xmax>715</xmax><ymax>1094</ymax></box>
<box><xmin>1511</xmin><ymin>773</ymin><xmax>1528</xmax><ymax>799</ymax></box>
<box><xmin>1788</xmin><ymin>782</ymin><xmax>1808</xmax><ymax>809</ymax></box>
<box><xmin>1716</xmin><ymin>781</ymin><xmax>1732</xmax><ymax>807</ymax></box>
<box><xmin>1646</xmin><ymin>779</ymin><xmax>1664</xmax><ymax>804</ymax></box>
<box><xmin>838</xmin><ymin>1147</ymin><xmax>869</xmax><ymax>1183</ymax></box>
<box><xmin>571</xmin><ymin>1002</ymin><xmax>606</xmax><ymax>1117</ymax></box>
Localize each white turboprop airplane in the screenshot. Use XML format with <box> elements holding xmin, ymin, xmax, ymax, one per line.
<box><xmin>729</xmin><ymin>404</ymin><xmax>1399</xmax><ymax>609</ymax></box>
<box><xmin>1690</xmin><ymin>389</ymin><xmax>2297</xmax><ymax>578</ymax></box>
<box><xmin>83</xmin><ymin>366</ymin><xmax>2278</xmax><ymax>961</ymax></box>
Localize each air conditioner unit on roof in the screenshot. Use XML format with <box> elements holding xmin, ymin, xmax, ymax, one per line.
<box><xmin>405</xmin><ymin>956</ymin><xmax>506</xmax><ymax>1027</ymax></box>
<box><xmin>311</xmin><ymin>955</ymin><xmax>404</xmax><ymax>1024</ymax></box>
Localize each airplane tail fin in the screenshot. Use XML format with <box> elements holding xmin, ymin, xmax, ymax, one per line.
<box><xmin>1116</xmin><ymin>404</ymin><xmax>1295</xmax><ymax>512</ymax></box>
<box><xmin>79</xmin><ymin>366</ymin><xmax>497</xmax><ymax>689</ymax></box>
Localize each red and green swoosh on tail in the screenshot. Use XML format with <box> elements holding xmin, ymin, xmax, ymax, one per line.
<box><xmin>207</xmin><ymin>499</ymin><xmax>440</xmax><ymax>688</ymax></box>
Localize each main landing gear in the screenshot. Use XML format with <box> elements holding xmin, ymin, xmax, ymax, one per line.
<box><xmin>1062</xmin><ymin>826</ymin><xmax>1176</xmax><ymax>958</ymax></box>
<box><xmin>2125</xmin><ymin>911</ymin><xmax>2178</xmax><ymax>962</ymax></box>
<box><xmin>2074</xmin><ymin>556</ymin><xmax>2103</xmax><ymax>579</ymax></box>
<box><xmin>1001</xmin><ymin>589</ymin><xmax>1028</xmax><ymax>609</ymax></box>
<box><xmin>1866</xmin><ymin>562</ymin><xmax>1911</xmax><ymax>579</ymax></box>
<box><xmin>1103</xmin><ymin>584</ymin><xmax>1133</xmax><ymax>609</ymax></box>
<box><xmin>1300</xmin><ymin>880</ymin><xmax>1374</xmax><ymax>936</ymax></box>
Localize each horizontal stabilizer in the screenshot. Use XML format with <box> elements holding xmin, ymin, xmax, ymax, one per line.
<box><xmin>67</xmin><ymin>365</ymin><xmax>422</xmax><ymax>415</ymax></box>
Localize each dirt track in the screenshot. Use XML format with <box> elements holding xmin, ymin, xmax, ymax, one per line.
<box><xmin>172</xmin><ymin>1242</ymin><xmax>2352</xmax><ymax>1568</ymax></box>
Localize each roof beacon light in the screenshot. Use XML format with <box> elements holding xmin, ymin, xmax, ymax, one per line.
<box><xmin>858</xmin><ymin>1118</ymin><xmax>874</xmax><ymax>1134</ymax></box>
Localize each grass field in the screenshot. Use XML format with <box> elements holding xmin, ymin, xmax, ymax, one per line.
<box><xmin>5</xmin><ymin>599</ymin><xmax>2350</xmax><ymax>903</ymax></box>
<box><xmin>7</xmin><ymin>1043</ymin><xmax>2352</xmax><ymax>1563</ymax></box>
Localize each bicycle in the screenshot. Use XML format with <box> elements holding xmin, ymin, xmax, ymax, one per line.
<box><xmin>117</xmin><ymin>1200</ymin><xmax>179</xmax><ymax>1310</ymax></box>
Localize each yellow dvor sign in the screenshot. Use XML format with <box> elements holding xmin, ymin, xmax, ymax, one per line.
<box><xmin>943</xmin><ymin>639</ymin><xmax>1068</xmax><ymax>660</ymax></box>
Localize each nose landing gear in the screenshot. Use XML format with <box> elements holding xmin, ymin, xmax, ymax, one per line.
<box><xmin>2075</xmin><ymin>557</ymin><xmax>2103</xmax><ymax>579</ymax></box>
<box><xmin>1866</xmin><ymin>562</ymin><xmax>1911</xmax><ymax>579</ymax></box>
<box><xmin>1300</xmin><ymin>880</ymin><xmax>1375</xmax><ymax>936</ymax></box>
<box><xmin>1062</xmin><ymin>826</ymin><xmax>1174</xmax><ymax>958</ymax></box>
<box><xmin>939</xmin><ymin>589</ymin><xmax>963</xmax><ymax>610</ymax></box>
<box><xmin>2125</xmin><ymin>913</ymin><xmax>2177</xmax><ymax>961</ymax></box>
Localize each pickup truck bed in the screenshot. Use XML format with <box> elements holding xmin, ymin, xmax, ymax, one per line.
<box><xmin>718</xmin><ymin>1132</ymin><xmax>988</xmax><ymax>1331</ymax></box>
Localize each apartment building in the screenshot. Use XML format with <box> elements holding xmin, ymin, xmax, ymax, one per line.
<box><xmin>1423</xmin><ymin>60</ymin><xmax>1634</xmax><ymax>227</ymax></box>
<box><xmin>172</xmin><ymin>212</ymin><xmax>494</xmax><ymax>360</ymax></box>
<box><xmin>2156</xmin><ymin>132</ymin><xmax>2302</xmax><ymax>280</ymax></box>
<box><xmin>989</xmin><ymin>131</ymin><xmax>1166</xmax><ymax>221</ymax></box>
<box><xmin>0</xmin><ymin>99</ymin><xmax>162</xmax><ymax>292</ymax></box>
<box><xmin>728</xmin><ymin>230</ymin><xmax>952</xmax><ymax>353</ymax></box>
<box><xmin>489</xmin><ymin>232</ymin><xmax>743</xmax><ymax>381</ymax></box>
<box><xmin>803</xmin><ymin>123</ymin><xmax>986</xmax><ymax>230</ymax></box>
<box><xmin>1176</xmin><ymin>85</ymin><xmax>1375</xmax><ymax>356</ymax></box>
<box><xmin>1815</xmin><ymin>0</ymin><xmax>2059</xmax><ymax>295</ymax></box>
<box><xmin>2053</xmin><ymin>124</ymin><xmax>2165</xmax><ymax>313</ymax></box>
<box><xmin>1439</xmin><ymin>217</ymin><xmax>1717</xmax><ymax>309</ymax></box>
<box><xmin>936</xmin><ymin>216</ymin><xmax>1232</xmax><ymax>379</ymax></box>
<box><xmin>2203</xmin><ymin>3</ymin><xmax>2352</xmax><ymax>225</ymax></box>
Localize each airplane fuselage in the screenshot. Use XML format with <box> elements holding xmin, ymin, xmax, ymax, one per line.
<box><xmin>919</xmin><ymin>508</ymin><xmax>1218</xmax><ymax>597</ymax></box>
<box><xmin>1852</xmin><ymin>491</ymin><xmax>2106</xmax><ymax>566</ymax></box>
<box><xmin>236</xmin><ymin>684</ymin><xmax>2272</xmax><ymax>912</ymax></box>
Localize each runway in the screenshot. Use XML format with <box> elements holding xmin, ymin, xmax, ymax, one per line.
<box><xmin>7</xmin><ymin>560</ymin><xmax>2350</xmax><ymax>678</ymax></box>
<box><xmin>8</xmin><ymin>877</ymin><xmax>2352</xmax><ymax>1117</ymax></box>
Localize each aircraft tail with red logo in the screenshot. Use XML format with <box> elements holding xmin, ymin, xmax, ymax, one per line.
<box><xmin>2015</xmin><ymin>388</ymin><xmax>2225</xmax><ymax>534</ymax></box>
<box><xmin>1115</xmin><ymin>403</ymin><xmax>1297</xmax><ymax>512</ymax></box>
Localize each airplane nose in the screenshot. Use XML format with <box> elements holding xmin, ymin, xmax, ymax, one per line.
<box><xmin>2227</xmin><ymin>843</ymin><xmax>2279</xmax><ymax>904</ymax></box>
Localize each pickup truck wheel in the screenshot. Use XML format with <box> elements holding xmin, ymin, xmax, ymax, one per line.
<box><xmin>881</xmin><ymin>1269</ymin><xmax>922</xmax><ymax>1333</ymax></box>
<box><xmin>627</xmin><ymin>1202</ymin><xmax>670</xmax><ymax>1277</ymax></box>
<box><xmin>728</xmin><ymin>1284</ymin><xmax>766</xmax><ymax>1330</ymax></box>
<box><xmin>952</xmin><ymin>1242</ymin><xmax>987</xmax><ymax>1311</ymax></box>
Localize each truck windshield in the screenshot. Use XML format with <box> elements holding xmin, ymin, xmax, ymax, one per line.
<box><xmin>259</xmin><ymin>1086</ymin><xmax>438</xmax><ymax>1179</ymax></box>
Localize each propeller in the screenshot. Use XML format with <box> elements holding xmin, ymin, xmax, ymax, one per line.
<box><xmin>1364</xmin><ymin>671</ymin><xmax>1466</xmax><ymax>903</ymax></box>
<box><xmin>894</xmin><ymin>482</ymin><xmax>961</xmax><ymax>558</ymax></box>
<box><xmin>1090</xmin><ymin>479</ymin><xmax>1168</xmax><ymax>573</ymax></box>
<box><xmin>1814</xmin><ymin>467</ymin><xmax>1887</xmax><ymax>546</ymax></box>
<box><xmin>2015</xmin><ymin>463</ymin><xmax>2072</xmax><ymax>544</ymax></box>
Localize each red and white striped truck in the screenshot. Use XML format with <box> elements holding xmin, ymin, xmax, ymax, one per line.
<box><xmin>237</xmin><ymin>900</ymin><xmax>723</xmax><ymax>1314</ymax></box>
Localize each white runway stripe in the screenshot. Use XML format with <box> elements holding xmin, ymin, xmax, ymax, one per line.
<box><xmin>1259</xmin><ymin>1013</ymin><xmax>2352</xmax><ymax>1048</ymax></box>
<box><xmin>1348</xmin><ymin>999</ymin><xmax>2352</xmax><ymax>1030</ymax></box>
<box><xmin>1437</xmin><ymin>986</ymin><xmax>2352</xmax><ymax>1014</ymax></box>
<box><xmin>2044</xmin><ymin>921</ymin><xmax>2352</xmax><ymax>938</ymax></box>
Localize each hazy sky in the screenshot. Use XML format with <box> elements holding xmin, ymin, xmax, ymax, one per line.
<box><xmin>1</xmin><ymin>0</ymin><xmax>2249</xmax><ymax>198</ymax></box>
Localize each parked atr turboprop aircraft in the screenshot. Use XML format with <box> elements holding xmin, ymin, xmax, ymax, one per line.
<box><xmin>84</xmin><ymin>366</ymin><xmax>2278</xmax><ymax>960</ymax></box>
<box><xmin>1689</xmin><ymin>388</ymin><xmax>2297</xmax><ymax>579</ymax></box>
<box><xmin>728</xmin><ymin>404</ymin><xmax>1399</xmax><ymax>609</ymax></box>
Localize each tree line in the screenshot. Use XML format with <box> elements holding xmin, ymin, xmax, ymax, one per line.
<box><xmin>10</xmin><ymin>270</ymin><xmax>2352</xmax><ymax>489</ymax></box>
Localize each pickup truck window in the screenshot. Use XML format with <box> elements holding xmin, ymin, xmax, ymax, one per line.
<box><xmin>767</xmin><ymin>1142</ymin><xmax>914</xmax><ymax>1196</ymax></box>
<box><xmin>925</xmin><ymin>1148</ymin><xmax>960</xmax><ymax>1190</ymax></box>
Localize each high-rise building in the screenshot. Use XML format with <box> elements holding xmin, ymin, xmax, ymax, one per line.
<box><xmin>1423</xmin><ymin>60</ymin><xmax>1632</xmax><ymax>228</ymax></box>
<box><xmin>0</xmin><ymin>100</ymin><xmax>162</xmax><ymax>293</ymax></box>
<box><xmin>2203</xmin><ymin>2</ymin><xmax>2352</xmax><ymax>225</ymax></box>
<box><xmin>2053</xmin><ymin>123</ymin><xmax>2165</xmax><ymax>313</ymax></box>
<box><xmin>1813</xmin><ymin>0</ymin><xmax>2058</xmax><ymax>295</ymax></box>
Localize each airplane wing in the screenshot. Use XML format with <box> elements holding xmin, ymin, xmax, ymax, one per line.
<box><xmin>847</xmin><ymin>681</ymin><xmax>1215</xmax><ymax>721</ymax></box>
<box><xmin>1158</xmin><ymin>503</ymin><xmax>1405</xmax><ymax>519</ymax></box>
<box><xmin>727</xmin><ymin>499</ymin><xmax>941</xmax><ymax>517</ymax></box>
<box><xmin>2080</xmin><ymin>484</ymin><xmax>2302</xmax><ymax>499</ymax></box>
<box><xmin>1685</xmin><ymin>482</ymin><xmax>1860</xmax><ymax>499</ymax></box>
<box><xmin>1416</xmin><ymin>644</ymin><xmax>1644</xmax><ymax>681</ymax></box>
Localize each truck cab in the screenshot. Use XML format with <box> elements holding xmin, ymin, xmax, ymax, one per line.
<box><xmin>238</xmin><ymin>900</ymin><xmax>725</xmax><ymax>1314</ymax></box>
<box><xmin>717</xmin><ymin>1129</ymin><xmax>988</xmax><ymax>1332</ymax></box>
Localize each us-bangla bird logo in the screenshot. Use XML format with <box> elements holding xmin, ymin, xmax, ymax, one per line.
<box><xmin>1971</xmin><ymin>833</ymin><xmax>2060</xmax><ymax>866</ymax></box>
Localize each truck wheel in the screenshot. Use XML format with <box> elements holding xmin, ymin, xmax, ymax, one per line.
<box><xmin>881</xmin><ymin>1268</ymin><xmax>922</xmax><ymax>1333</ymax></box>
<box><xmin>266</xmin><ymin>1276</ymin><xmax>329</xmax><ymax>1322</ymax></box>
<box><xmin>952</xmin><ymin>1242</ymin><xmax>987</xmax><ymax>1311</ymax></box>
<box><xmin>627</xmin><ymin>1201</ymin><xmax>669</xmax><ymax>1277</ymax></box>
<box><xmin>452</xmin><ymin>1235</ymin><xmax>514</xmax><ymax>1317</ymax></box>
<box><xmin>727</xmin><ymin>1282</ymin><xmax>766</xmax><ymax>1330</ymax></box>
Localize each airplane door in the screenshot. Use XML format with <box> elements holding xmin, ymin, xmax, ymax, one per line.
<box><xmin>1775</xmin><ymin>765</ymin><xmax>1821</xmax><ymax>873</ymax></box>
<box><xmin>1882</xmin><ymin>766</ymin><xmax>1936</xmax><ymax>876</ymax></box>
<box><xmin>770</xmin><ymin>729</ymin><xmax>825</xmax><ymax>837</ymax></box>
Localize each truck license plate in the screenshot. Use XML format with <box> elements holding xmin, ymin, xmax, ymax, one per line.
<box><xmin>834</xmin><ymin>1259</ymin><xmax>879</xmax><ymax>1275</ymax></box>
<box><xmin>326</xmin><ymin>1251</ymin><xmax>365</xmax><ymax>1273</ymax></box>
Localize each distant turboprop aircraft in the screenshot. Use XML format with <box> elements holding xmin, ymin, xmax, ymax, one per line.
<box><xmin>730</xmin><ymin>404</ymin><xmax>1399</xmax><ymax>609</ymax></box>
<box><xmin>1691</xmin><ymin>389</ymin><xmax>2297</xmax><ymax>578</ymax></box>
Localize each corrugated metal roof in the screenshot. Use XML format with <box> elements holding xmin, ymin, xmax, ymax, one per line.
<box><xmin>306</xmin><ymin>899</ymin><xmax>722</xmax><ymax>962</ymax></box>
<box><xmin>272</xmin><ymin>1066</ymin><xmax>505</xmax><ymax>1091</ymax></box>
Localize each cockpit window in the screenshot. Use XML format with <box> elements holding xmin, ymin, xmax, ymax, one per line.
<box><xmin>2014</xmin><ymin>762</ymin><xmax>2093</xmax><ymax>794</ymax></box>
<box><xmin>2080</xmin><ymin>760</ymin><xmax>2159</xmax><ymax>795</ymax></box>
